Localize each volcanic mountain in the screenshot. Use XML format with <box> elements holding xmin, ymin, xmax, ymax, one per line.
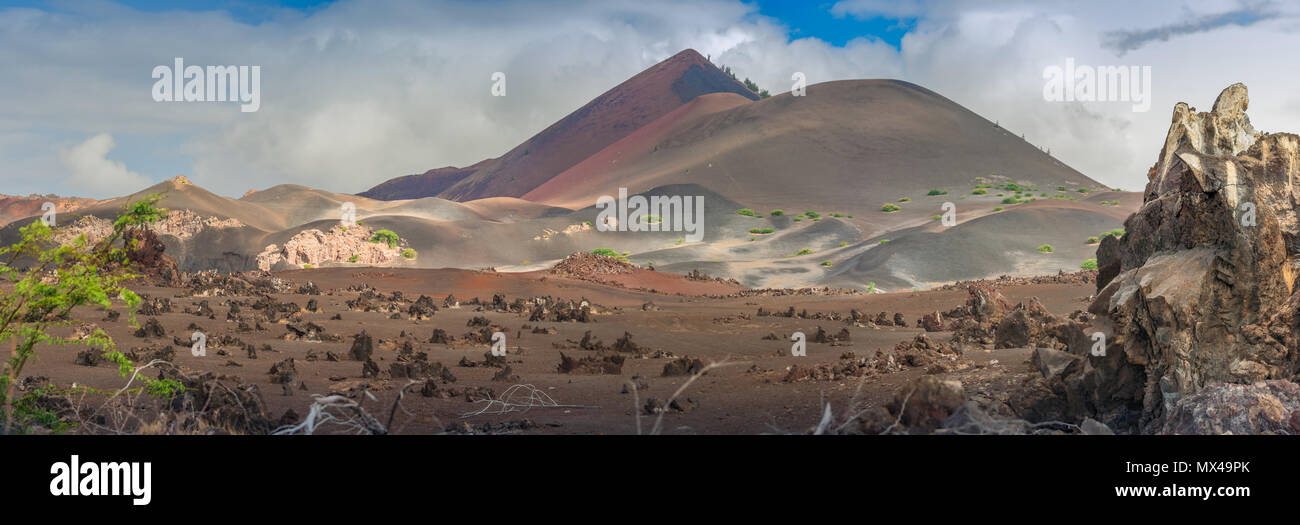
<box><xmin>359</xmin><ymin>48</ymin><xmax>760</xmax><ymax>202</ymax></box>
<box><xmin>3</xmin><ymin>50</ymin><xmax>1139</xmax><ymax>290</ymax></box>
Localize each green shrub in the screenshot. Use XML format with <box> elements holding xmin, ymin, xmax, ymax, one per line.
<box><xmin>795</xmin><ymin>248</ymin><xmax>814</xmax><ymax>256</ymax></box>
<box><xmin>804</xmin><ymin>211</ymin><xmax>820</xmax><ymax>219</ymax></box>
<box><xmin>748</xmin><ymin>227</ymin><xmax>774</xmax><ymax>234</ymax></box>
<box><xmin>927</xmin><ymin>189</ymin><xmax>947</xmax><ymax>196</ymax></box>
<box><xmin>881</xmin><ymin>203</ymin><xmax>902</xmax><ymax>212</ymax></box>
<box><xmin>838</xmin><ymin>241</ymin><xmax>849</xmax><ymax>247</ymax></box>
<box><xmin>401</xmin><ymin>248</ymin><xmax>416</xmax><ymax>259</ymax></box>
<box><xmin>736</xmin><ymin>208</ymin><xmax>758</xmax><ymax>217</ymax></box>
<box><xmin>866</xmin><ymin>282</ymin><xmax>876</xmax><ymax>293</ymax></box>
<box><xmin>993</xmin><ymin>206</ymin><xmax>1004</xmax><ymax>211</ymax></box>
<box><xmin>878</xmin><ymin>239</ymin><xmax>890</xmax><ymax>244</ymax></box>
<box><xmin>1001</xmin><ymin>197</ymin><xmax>1020</xmax><ymax>204</ymax></box>
<box><xmin>590</xmin><ymin>247</ymin><xmax>627</xmax><ymax>261</ymax></box>
<box><xmin>348</xmin><ymin>254</ymin><xmax>359</xmax><ymax>263</ymax></box>
<box><xmin>1080</xmin><ymin>259</ymin><xmax>1098</xmax><ymax>270</ymax></box>
<box><xmin>1037</xmin><ymin>244</ymin><xmax>1053</xmax><ymax>253</ymax></box>
<box><xmin>898</xmin><ymin>197</ymin><xmax>911</xmax><ymax>202</ymax></box>
<box><xmin>930</xmin><ymin>215</ymin><xmax>942</xmax><ymax>221</ymax></box>
<box><xmin>770</xmin><ymin>209</ymin><xmax>785</xmax><ymax>216</ymax></box>
<box><xmin>972</xmin><ymin>189</ymin><xmax>987</xmax><ymax>195</ymax></box>
<box><xmin>1086</xmin><ymin>236</ymin><xmax>1099</xmax><ymax>244</ymax></box>
<box><xmin>820</xmin><ymin>260</ymin><xmax>833</xmax><ymax>267</ymax></box>
<box><xmin>1101</xmin><ymin>228</ymin><xmax>1125</xmax><ymax>239</ymax></box>
<box><xmin>370</xmin><ymin>229</ymin><xmax>400</xmax><ymax>248</ymax></box>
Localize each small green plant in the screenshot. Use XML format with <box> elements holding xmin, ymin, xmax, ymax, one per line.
<box><xmin>881</xmin><ymin>203</ymin><xmax>901</xmax><ymax>212</ymax></box>
<box><xmin>370</xmin><ymin>229</ymin><xmax>400</xmax><ymax>248</ymax></box>
<box><xmin>1086</xmin><ymin>236</ymin><xmax>1099</xmax><ymax>244</ymax></box>
<box><xmin>736</xmin><ymin>208</ymin><xmax>758</xmax><ymax>217</ymax></box>
<box><xmin>770</xmin><ymin>209</ymin><xmax>785</xmax><ymax>216</ymax></box>
<box><xmin>972</xmin><ymin>189</ymin><xmax>987</xmax><ymax>195</ymax></box>
<box><xmin>820</xmin><ymin>260</ymin><xmax>832</xmax><ymax>267</ymax></box>
<box><xmin>878</xmin><ymin>239</ymin><xmax>890</xmax><ymax>244</ymax></box>
<box><xmin>838</xmin><ymin>241</ymin><xmax>849</xmax><ymax>247</ymax></box>
<box><xmin>1037</xmin><ymin>244</ymin><xmax>1054</xmax><ymax>253</ymax></box>
<box><xmin>794</xmin><ymin>248</ymin><xmax>814</xmax><ymax>256</ymax></box>
<box><xmin>348</xmin><ymin>254</ymin><xmax>360</xmax><ymax>263</ymax></box>
<box><xmin>1101</xmin><ymin>228</ymin><xmax>1125</xmax><ymax>239</ymax></box>
<box><xmin>927</xmin><ymin>189</ymin><xmax>947</xmax><ymax>196</ymax></box>
<box><xmin>1001</xmin><ymin>197</ymin><xmax>1021</xmax><ymax>204</ymax></box>
<box><xmin>1080</xmin><ymin>259</ymin><xmax>1098</xmax><ymax>270</ymax></box>
<box><xmin>748</xmin><ymin>227</ymin><xmax>774</xmax><ymax>234</ymax></box>
<box><xmin>929</xmin><ymin>215</ymin><xmax>941</xmax><ymax>221</ymax></box>
<box><xmin>401</xmin><ymin>248</ymin><xmax>416</xmax><ymax>259</ymax></box>
<box><xmin>993</xmin><ymin>206</ymin><xmax>1004</xmax><ymax>211</ymax></box>
<box><xmin>804</xmin><ymin>211</ymin><xmax>820</xmax><ymax>219</ymax></box>
<box><xmin>866</xmin><ymin>282</ymin><xmax>876</xmax><ymax>293</ymax></box>
<box><xmin>898</xmin><ymin>197</ymin><xmax>911</xmax><ymax>203</ymax></box>
<box><xmin>1</xmin><ymin>194</ymin><xmax>182</xmax><ymax>433</ymax></box>
<box><xmin>302</xmin><ymin>263</ymin><xmax>313</xmax><ymax>269</ymax></box>
<box><xmin>792</xmin><ymin>216</ymin><xmax>803</xmax><ymax>222</ymax></box>
<box><xmin>590</xmin><ymin>247</ymin><xmax>628</xmax><ymax>261</ymax></box>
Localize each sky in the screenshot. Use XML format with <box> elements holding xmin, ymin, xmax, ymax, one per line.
<box><xmin>1</xmin><ymin>0</ymin><xmax>1297</xmax><ymax>199</ymax></box>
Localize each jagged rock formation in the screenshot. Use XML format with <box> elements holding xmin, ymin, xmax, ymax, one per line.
<box><xmin>256</xmin><ymin>224</ymin><xmax>401</xmax><ymax>270</ymax></box>
<box><xmin>51</xmin><ymin>210</ymin><xmax>241</xmax><ymax>245</ymax></box>
<box><xmin>1089</xmin><ymin>83</ymin><xmax>1300</xmax><ymax>432</ymax></box>
<box><xmin>124</xmin><ymin>228</ymin><xmax>180</xmax><ymax>284</ymax></box>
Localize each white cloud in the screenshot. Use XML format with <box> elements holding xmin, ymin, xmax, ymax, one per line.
<box><xmin>59</xmin><ymin>133</ymin><xmax>151</xmax><ymax>196</ymax></box>
<box><xmin>4</xmin><ymin>0</ymin><xmax>1300</xmax><ymax>197</ymax></box>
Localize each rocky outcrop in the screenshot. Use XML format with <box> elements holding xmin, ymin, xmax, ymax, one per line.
<box><xmin>1159</xmin><ymin>380</ymin><xmax>1300</xmax><ymax>435</ymax></box>
<box><xmin>52</xmin><ymin>210</ymin><xmax>242</xmax><ymax>247</ymax></box>
<box><xmin>1089</xmin><ymin>83</ymin><xmax>1300</xmax><ymax>433</ymax></box>
<box><xmin>124</xmin><ymin>228</ymin><xmax>180</xmax><ymax>284</ymax></box>
<box><xmin>256</xmin><ymin>224</ymin><xmax>401</xmax><ymax>270</ymax></box>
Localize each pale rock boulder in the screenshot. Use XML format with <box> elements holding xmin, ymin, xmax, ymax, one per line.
<box><xmin>257</xmin><ymin>224</ymin><xmax>401</xmax><ymax>270</ymax></box>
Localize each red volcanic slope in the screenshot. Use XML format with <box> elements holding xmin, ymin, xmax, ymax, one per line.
<box><xmin>357</xmin><ymin>159</ymin><xmax>492</xmax><ymax>201</ymax></box>
<box><xmin>522</xmin><ymin>92</ymin><xmax>753</xmax><ymax>208</ymax></box>
<box><xmin>0</xmin><ymin>195</ymin><xmax>97</xmax><ymax>227</ymax></box>
<box><xmin>361</xmin><ymin>48</ymin><xmax>759</xmax><ymax>202</ymax></box>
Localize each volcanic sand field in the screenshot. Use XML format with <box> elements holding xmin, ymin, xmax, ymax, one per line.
<box><xmin>22</xmin><ymin>266</ymin><xmax>1099</xmax><ymax>434</ymax></box>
